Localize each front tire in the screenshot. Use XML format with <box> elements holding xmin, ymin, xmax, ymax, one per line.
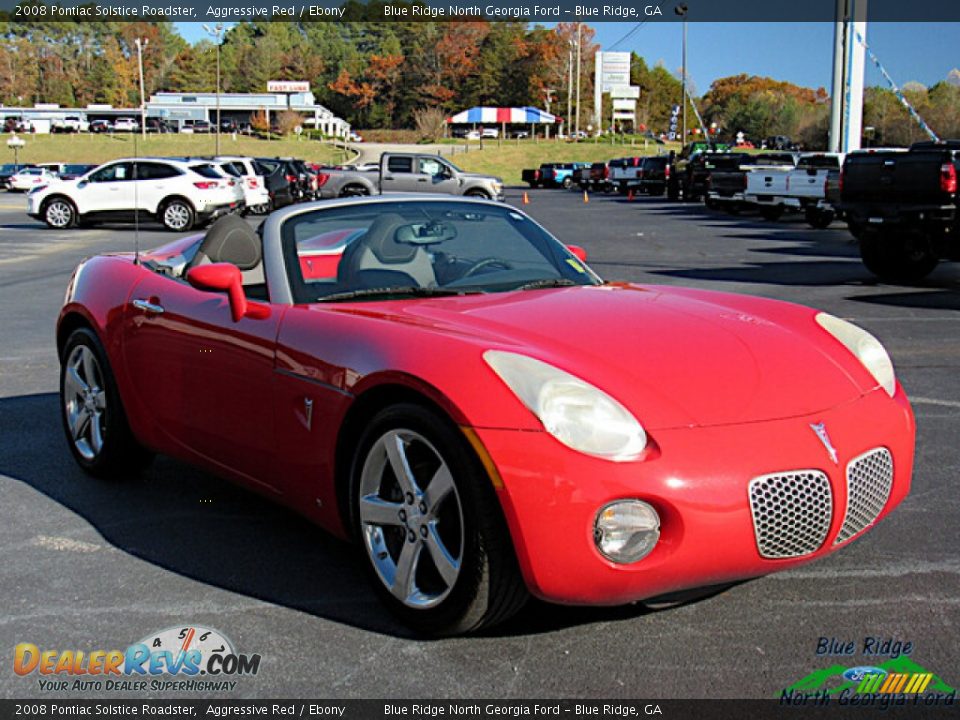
<box><xmin>160</xmin><ymin>198</ymin><xmax>195</xmax><ymax>232</ymax></box>
<box><xmin>60</xmin><ymin>328</ymin><xmax>152</xmax><ymax>478</ymax></box>
<box><xmin>350</xmin><ymin>403</ymin><xmax>527</xmax><ymax>636</ymax></box>
<box><xmin>464</xmin><ymin>189</ymin><xmax>490</xmax><ymax>199</ymax></box>
<box><xmin>43</xmin><ymin>197</ymin><xmax>77</xmax><ymax>229</ymax></box>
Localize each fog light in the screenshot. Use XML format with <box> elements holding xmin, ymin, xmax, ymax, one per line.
<box><xmin>594</xmin><ymin>500</ymin><xmax>660</xmax><ymax>563</ymax></box>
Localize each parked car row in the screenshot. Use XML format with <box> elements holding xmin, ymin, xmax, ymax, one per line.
<box><xmin>24</xmin><ymin>155</ymin><xmax>334</xmax><ymax>232</ymax></box>
<box><xmin>522</xmin><ymin>138</ymin><xmax>959</xmax><ymax>281</ymax></box>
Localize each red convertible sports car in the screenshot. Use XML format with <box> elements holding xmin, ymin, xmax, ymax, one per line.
<box><xmin>58</xmin><ymin>195</ymin><xmax>915</xmax><ymax>635</ymax></box>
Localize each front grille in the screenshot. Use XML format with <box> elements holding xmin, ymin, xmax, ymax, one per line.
<box><xmin>835</xmin><ymin>447</ymin><xmax>893</xmax><ymax>544</ymax></box>
<box><xmin>749</xmin><ymin>471</ymin><xmax>833</xmax><ymax>559</ymax></box>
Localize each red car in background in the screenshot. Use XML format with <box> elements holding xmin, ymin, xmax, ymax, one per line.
<box><xmin>58</xmin><ymin>197</ymin><xmax>914</xmax><ymax>635</ymax></box>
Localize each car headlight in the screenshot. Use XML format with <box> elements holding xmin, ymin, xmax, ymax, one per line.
<box><xmin>815</xmin><ymin>312</ymin><xmax>896</xmax><ymax>397</ymax></box>
<box><xmin>594</xmin><ymin>500</ymin><xmax>660</xmax><ymax>563</ymax></box>
<box><xmin>483</xmin><ymin>350</ymin><xmax>647</xmax><ymax>461</ymax></box>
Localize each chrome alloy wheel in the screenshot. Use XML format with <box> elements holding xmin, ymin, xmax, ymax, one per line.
<box><xmin>45</xmin><ymin>200</ymin><xmax>73</xmax><ymax>228</ymax></box>
<box><xmin>63</xmin><ymin>344</ymin><xmax>107</xmax><ymax>461</ymax></box>
<box><xmin>163</xmin><ymin>203</ymin><xmax>190</xmax><ymax>230</ymax></box>
<box><xmin>358</xmin><ymin>429</ymin><xmax>464</xmax><ymax>609</ymax></box>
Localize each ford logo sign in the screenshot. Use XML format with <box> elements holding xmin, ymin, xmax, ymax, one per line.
<box><xmin>844</xmin><ymin>666</ymin><xmax>887</xmax><ymax>682</ymax></box>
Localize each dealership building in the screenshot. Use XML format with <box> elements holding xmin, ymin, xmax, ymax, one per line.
<box><xmin>1</xmin><ymin>88</ymin><xmax>350</xmax><ymax>137</ymax></box>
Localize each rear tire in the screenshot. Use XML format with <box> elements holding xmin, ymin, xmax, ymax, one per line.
<box><xmin>340</xmin><ymin>185</ymin><xmax>370</xmax><ymax>198</ymax></box>
<box><xmin>562</xmin><ymin>176</ymin><xmax>572</xmax><ymax>190</ymax></box>
<box><xmin>60</xmin><ymin>328</ymin><xmax>153</xmax><ymax>479</ymax></box>
<box><xmin>805</xmin><ymin>207</ymin><xmax>835</xmax><ymax>229</ymax></box>
<box><xmin>350</xmin><ymin>403</ymin><xmax>527</xmax><ymax>636</ymax></box>
<box><xmin>860</xmin><ymin>233</ymin><xmax>938</xmax><ymax>282</ymax></box>
<box><xmin>759</xmin><ymin>205</ymin><xmax>785</xmax><ymax>221</ymax></box>
<box><xmin>160</xmin><ymin>198</ymin><xmax>195</xmax><ymax>232</ymax></box>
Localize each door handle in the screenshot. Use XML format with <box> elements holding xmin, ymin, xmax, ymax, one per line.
<box><xmin>132</xmin><ymin>298</ymin><xmax>164</xmax><ymax>314</ymax></box>
<box><xmin>417</xmin><ymin>178</ymin><xmax>428</xmax><ymax>183</ymax></box>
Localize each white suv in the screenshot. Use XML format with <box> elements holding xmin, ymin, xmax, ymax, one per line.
<box><xmin>27</xmin><ymin>158</ymin><xmax>244</xmax><ymax>231</ymax></box>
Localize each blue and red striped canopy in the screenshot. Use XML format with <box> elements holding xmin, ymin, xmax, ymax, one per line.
<box><xmin>446</xmin><ymin>106</ymin><xmax>558</xmax><ymax>124</ymax></box>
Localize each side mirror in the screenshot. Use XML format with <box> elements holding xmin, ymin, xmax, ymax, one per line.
<box><xmin>186</xmin><ymin>263</ymin><xmax>270</xmax><ymax>322</ymax></box>
<box><xmin>567</xmin><ymin>245</ymin><xmax>588</xmax><ymax>263</ymax></box>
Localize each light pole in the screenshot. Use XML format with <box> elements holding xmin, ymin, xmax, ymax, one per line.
<box><xmin>566</xmin><ymin>39</ymin><xmax>573</xmax><ymax>138</ymax></box>
<box><xmin>575</xmin><ymin>23</ymin><xmax>582</xmax><ymax>138</ymax></box>
<box><xmin>134</xmin><ymin>37</ymin><xmax>149</xmax><ymax>140</ymax></box>
<box><xmin>675</xmin><ymin>4</ymin><xmax>688</xmax><ymax>144</ymax></box>
<box><xmin>7</xmin><ymin>135</ymin><xmax>25</xmax><ymax>167</ymax></box>
<box><xmin>202</xmin><ymin>23</ymin><xmax>225</xmax><ymax>155</ymax></box>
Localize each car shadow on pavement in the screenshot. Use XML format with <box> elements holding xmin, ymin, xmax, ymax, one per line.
<box><xmin>0</xmin><ymin>392</ymin><xmax>739</xmax><ymax>638</ymax></box>
<box><xmin>651</xmin><ymin>259</ymin><xmax>874</xmax><ymax>287</ymax></box>
<box><xmin>848</xmin><ymin>288</ymin><xmax>960</xmax><ymax>312</ymax></box>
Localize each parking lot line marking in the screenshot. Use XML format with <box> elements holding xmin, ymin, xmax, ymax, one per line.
<box><xmin>911</xmin><ymin>397</ymin><xmax>960</xmax><ymax>409</ymax></box>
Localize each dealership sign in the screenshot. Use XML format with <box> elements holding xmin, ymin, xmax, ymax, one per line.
<box><xmin>267</xmin><ymin>81</ymin><xmax>310</xmax><ymax>93</ymax></box>
<box><xmin>597</xmin><ymin>51</ymin><xmax>632</xmax><ymax>92</ymax></box>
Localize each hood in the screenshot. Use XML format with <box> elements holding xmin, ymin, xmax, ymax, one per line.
<box><xmin>459</xmin><ymin>172</ymin><xmax>502</xmax><ymax>183</ymax></box>
<box><xmin>341</xmin><ymin>284</ymin><xmax>867</xmax><ymax>430</ymax></box>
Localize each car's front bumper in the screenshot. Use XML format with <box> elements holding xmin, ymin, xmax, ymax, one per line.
<box><xmin>475</xmin><ymin>386</ymin><xmax>914</xmax><ymax>606</ymax></box>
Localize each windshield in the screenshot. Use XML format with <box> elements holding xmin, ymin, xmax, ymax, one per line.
<box><xmin>440</xmin><ymin>158</ymin><xmax>463</xmax><ymax>173</ymax></box>
<box><xmin>64</xmin><ymin>165</ymin><xmax>92</xmax><ymax>174</ymax></box>
<box><xmin>281</xmin><ymin>200</ymin><xmax>601</xmax><ymax>304</ymax></box>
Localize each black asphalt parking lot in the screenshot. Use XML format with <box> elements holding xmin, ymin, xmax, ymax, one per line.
<box><xmin>1</xmin><ymin>187</ymin><xmax>958</xmax><ymax>699</ymax></box>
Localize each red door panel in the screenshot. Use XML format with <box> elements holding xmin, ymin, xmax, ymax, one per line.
<box><xmin>121</xmin><ymin>273</ymin><xmax>282</xmax><ymax>491</ymax></box>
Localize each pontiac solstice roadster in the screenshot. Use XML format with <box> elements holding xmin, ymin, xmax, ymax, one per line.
<box><xmin>58</xmin><ymin>196</ymin><xmax>915</xmax><ymax>634</ymax></box>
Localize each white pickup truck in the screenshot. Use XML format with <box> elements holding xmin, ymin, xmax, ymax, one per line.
<box><xmin>744</xmin><ymin>153</ymin><xmax>844</xmax><ymax>228</ymax></box>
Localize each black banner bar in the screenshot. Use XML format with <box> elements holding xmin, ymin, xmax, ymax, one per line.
<box><xmin>2</xmin><ymin>0</ymin><xmax>960</xmax><ymax>22</ymax></box>
<box><xmin>0</xmin><ymin>699</ymin><xmax>958</xmax><ymax>720</ymax></box>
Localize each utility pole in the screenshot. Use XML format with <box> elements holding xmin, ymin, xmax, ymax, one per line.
<box><xmin>135</xmin><ymin>38</ymin><xmax>148</xmax><ymax>140</ymax></box>
<box><xmin>543</xmin><ymin>88</ymin><xmax>553</xmax><ymax>140</ymax></box>
<box><xmin>575</xmin><ymin>23</ymin><xmax>582</xmax><ymax>137</ymax></box>
<box><xmin>202</xmin><ymin>23</ymin><xmax>225</xmax><ymax>155</ymax></box>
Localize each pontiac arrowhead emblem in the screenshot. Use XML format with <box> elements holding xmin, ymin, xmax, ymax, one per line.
<box><xmin>810</xmin><ymin>422</ymin><xmax>839</xmax><ymax>465</ymax></box>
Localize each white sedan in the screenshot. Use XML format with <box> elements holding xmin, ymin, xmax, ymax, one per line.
<box><xmin>8</xmin><ymin>167</ymin><xmax>56</xmax><ymax>192</ymax></box>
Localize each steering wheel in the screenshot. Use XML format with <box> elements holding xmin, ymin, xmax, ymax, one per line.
<box><xmin>462</xmin><ymin>257</ymin><xmax>512</xmax><ymax>278</ymax></box>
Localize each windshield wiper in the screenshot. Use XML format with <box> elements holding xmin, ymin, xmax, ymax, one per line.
<box><xmin>319</xmin><ymin>286</ymin><xmax>478</xmax><ymax>303</ymax></box>
<box><xmin>514</xmin><ymin>278</ymin><xmax>578</xmax><ymax>291</ymax></box>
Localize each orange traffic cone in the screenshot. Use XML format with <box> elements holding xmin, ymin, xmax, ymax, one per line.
<box><xmin>583</xmin><ymin>190</ymin><xmax>589</xmax><ymax>204</ymax></box>
<box><xmin>522</xmin><ymin>191</ymin><xmax>530</xmax><ymax>205</ymax></box>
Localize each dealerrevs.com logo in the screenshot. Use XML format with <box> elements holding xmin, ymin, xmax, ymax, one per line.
<box><xmin>14</xmin><ymin>625</ymin><xmax>261</xmax><ymax>693</ymax></box>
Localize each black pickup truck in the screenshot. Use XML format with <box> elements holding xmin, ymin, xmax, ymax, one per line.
<box><xmin>839</xmin><ymin>141</ymin><xmax>959</xmax><ymax>281</ymax></box>
<box><xmin>522</xmin><ymin>163</ymin><xmax>556</xmax><ymax>188</ymax></box>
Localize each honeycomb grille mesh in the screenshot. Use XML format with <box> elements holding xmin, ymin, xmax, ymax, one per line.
<box><xmin>749</xmin><ymin>471</ymin><xmax>832</xmax><ymax>559</ymax></box>
<box><xmin>835</xmin><ymin>448</ymin><xmax>893</xmax><ymax>544</ymax></box>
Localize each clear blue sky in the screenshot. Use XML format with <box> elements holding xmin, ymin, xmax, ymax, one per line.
<box><xmin>174</xmin><ymin>22</ymin><xmax>959</xmax><ymax>92</ymax></box>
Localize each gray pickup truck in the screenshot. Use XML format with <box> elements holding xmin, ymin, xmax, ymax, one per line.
<box><xmin>319</xmin><ymin>152</ymin><xmax>504</xmax><ymax>201</ymax></box>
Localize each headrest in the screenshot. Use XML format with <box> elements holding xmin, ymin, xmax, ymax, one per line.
<box><xmin>361</xmin><ymin>213</ymin><xmax>417</xmax><ymax>264</ymax></box>
<box><xmin>197</xmin><ymin>215</ymin><xmax>261</xmax><ymax>271</ymax></box>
